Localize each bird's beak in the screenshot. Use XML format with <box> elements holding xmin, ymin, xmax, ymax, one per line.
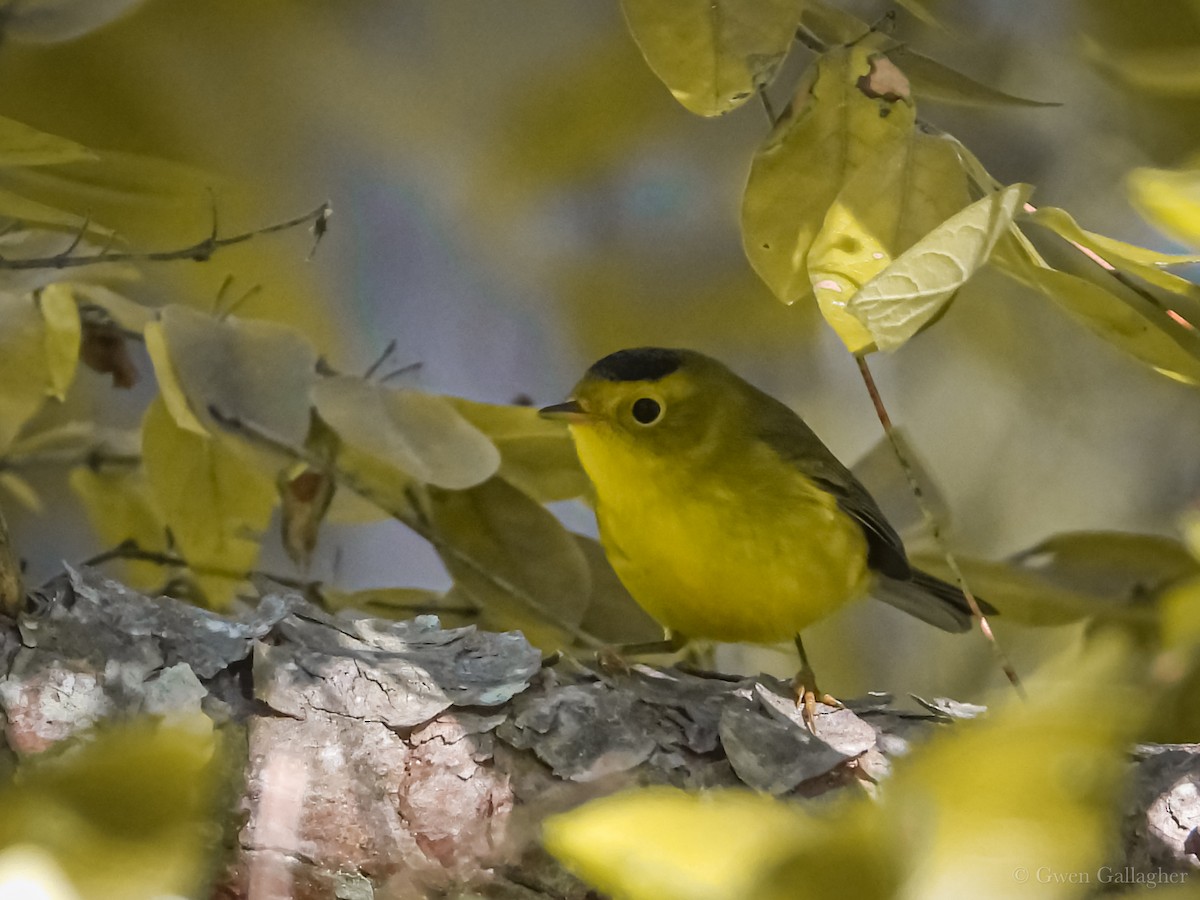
<box><xmin>539</xmin><ymin>399</ymin><xmax>592</xmax><ymax>424</ymax></box>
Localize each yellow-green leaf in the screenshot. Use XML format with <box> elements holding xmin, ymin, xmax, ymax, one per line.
<box><xmin>314</xmin><ymin>376</ymin><xmax>500</xmax><ymax>491</ymax></box>
<box><xmin>67</xmin><ymin>282</ymin><xmax>154</xmax><ymax>332</ymax></box>
<box><xmin>1028</xmin><ymin>204</ymin><xmax>1200</xmax><ymax>304</ymax></box>
<box><xmin>70</xmin><ymin>467</ymin><xmax>169</xmax><ymax>591</ymax></box>
<box><xmin>544</xmin><ymin>787</ymin><xmax>814</xmax><ymax>900</ymax></box>
<box><xmin>888</xmin><ymin>48</ymin><xmax>1058</xmax><ymax>108</ymax></box>
<box><xmin>742</xmin><ymin>38</ymin><xmax>916</xmax><ymax>307</ymax></box>
<box><xmin>0</xmin><ymin>293</ymin><xmax>53</xmax><ymax>453</ymax></box>
<box><xmin>143</xmin><ymin>319</ymin><xmax>207</xmax><ymax>436</ymax></box>
<box><xmin>447</xmin><ymin>397</ymin><xmax>589</xmax><ymax>503</ymax></box>
<box><xmin>910</xmin><ymin>552</ymin><xmax>1117</xmax><ymax>628</ymax></box>
<box><xmin>0</xmin><ymin>472</ymin><xmax>41</xmax><ymax>513</ymax></box>
<box><xmin>996</xmin><ymin>228</ymin><xmax>1200</xmax><ymax>385</ymax></box>
<box><xmin>425</xmin><ymin>477</ymin><xmax>591</xmax><ymax>650</ymax></box>
<box><xmin>0</xmin><ymin>186</ymin><xmax>94</xmax><ymax>230</ymax></box>
<box><xmin>797</xmin><ymin>2</ymin><xmax>869</xmax><ymax>45</ymax></box>
<box><xmin>0</xmin><ymin>114</ymin><xmax>96</xmax><ymax>168</ymax></box>
<box><xmin>620</xmin><ymin>0</ymin><xmax>807</xmax><ymax>117</ymax></box>
<box><xmin>38</xmin><ymin>284</ymin><xmax>81</xmax><ymax>401</ymax></box>
<box><xmin>141</xmin><ymin>398</ymin><xmax>276</xmax><ymax>608</ymax></box>
<box><xmin>575</xmin><ymin>534</ymin><xmax>664</xmax><ymax>645</ymax></box>
<box><xmin>1085</xmin><ymin>41</ymin><xmax>1200</xmax><ymax>96</ymax></box>
<box><xmin>846</xmin><ymin>183</ymin><xmax>1030</xmax><ymax>351</ymax></box>
<box><xmin>0</xmin><ymin>718</ymin><xmax>225</xmax><ymax>900</ymax></box>
<box><xmin>890</xmin><ymin>640</ymin><xmax>1142</xmax><ymax>897</ymax></box>
<box><xmin>808</xmin><ymin>129</ymin><xmax>970</xmax><ymax>353</ymax></box>
<box><xmin>150</xmin><ymin>305</ymin><xmax>318</xmax><ymax>449</ymax></box>
<box><xmin>1127</xmin><ymin>166</ymin><xmax>1200</xmax><ymax>250</ymax></box>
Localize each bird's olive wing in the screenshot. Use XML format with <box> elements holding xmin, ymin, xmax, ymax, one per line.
<box><xmin>755</xmin><ymin>397</ymin><xmax>912</xmax><ymax>580</ymax></box>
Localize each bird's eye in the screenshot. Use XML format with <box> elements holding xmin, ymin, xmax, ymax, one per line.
<box><xmin>631</xmin><ymin>397</ymin><xmax>662</xmax><ymax>425</ymax></box>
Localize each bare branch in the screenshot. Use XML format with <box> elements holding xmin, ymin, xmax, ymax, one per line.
<box><xmin>0</xmin><ymin>202</ymin><xmax>331</xmax><ymax>272</ymax></box>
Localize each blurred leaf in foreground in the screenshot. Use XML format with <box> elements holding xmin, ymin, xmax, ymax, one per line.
<box><xmin>546</xmin><ymin>639</ymin><xmax>1141</xmax><ymax>899</ymax></box>
<box><xmin>0</xmin><ymin>716</ymin><xmax>226</xmax><ymax>900</ymax></box>
<box><xmin>1127</xmin><ymin>166</ymin><xmax>1200</xmax><ymax>250</ymax></box>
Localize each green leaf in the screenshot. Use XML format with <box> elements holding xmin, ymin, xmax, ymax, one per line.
<box><xmin>313</xmin><ymin>376</ymin><xmax>500</xmax><ymax>491</ymax></box>
<box><xmin>888</xmin><ymin>48</ymin><xmax>1058</xmax><ymax>108</ymax></box>
<box><xmin>141</xmin><ymin>398</ymin><xmax>276</xmax><ymax>608</ymax></box>
<box><xmin>70</xmin><ymin>467</ymin><xmax>170</xmax><ymax>592</ymax></box>
<box><xmin>544</xmin><ymin>787</ymin><xmax>815</xmax><ymax>900</ymax></box>
<box><xmin>845</xmin><ymin>183</ymin><xmax>1030</xmax><ymax>351</ymax></box>
<box><xmin>620</xmin><ymin>0</ymin><xmax>807</xmax><ymax>116</ymax></box>
<box><xmin>742</xmin><ymin>37</ymin><xmax>917</xmax><ymax>308</ymax></box>
<box><xmin>0</xmin><ymin>114</ymin><xmax>96</xmax><ymax>168</ymax></box>
<box><xmin>1028</xmin><ymin>205</ymin><xmax>1200</xmax><ymax>299</ymax></box>
<box><xmin>148</xmin><ymin>305</ymin><xmax>318</xmax><ymax>450</ymax></box>
<box><xmin>0</xmin><ymin>293</ymin><xmax>55</xmax><ymax>453</ymax></box>
<box><xmin>0</xmin><ymin>186</ymin><xmax>96</xmax><ymax>230</ymax></box>
<box><xmin>446</xmin><ymin>397</ymin><xmax>589</xmax><ymax>503</ymax></box>
<box><xmin>910</xmin><ymin>552</ymin><xmax>1116</xmax><ymax>628</ymax></box>
<box><xmin>67</xmin><ymin>281</ymin><xmax>155</xmax><ymax>332</ymax></box>
<box><xmin>797</xmin><ymin>2</ymin><xmax>869</xmax><ymax>46</ymax></box>
<box><xmin>808</xmin><ymin>128</ymin><xmax>971</xmax><ymax>353</ymax></box>
<box><xmin>38</xmin><ymin>284</ymin><xmax>81</xmax><ymax>401</ymax></box>
<box><xmin>1084</xmin><ymin>40</ymin><xmax>1200</xmax><ymax>96</ymax></box>
<box><xmin>575</xmin><ymin>534</ymin><xmax>664</xmax><ymax>645</ymax></box>
<box><xmin>0</xmin><ymin>471</ymin><xmax>41</xmax><ymax>513</ymax></box>
<box><xmin>0</xmin><ymin>718</ymin><xmax>225</xmax><ymax>900</ymax></box>
<box><xmin>425</xmin><ymin>476</ymin><xmax>591</xmax><ymax>650</ymax></box>
<box><xmin>893</xmin><ymin>0</ymin><xmax>944</xmax><ymax>28</ymax></box>
<box><xmin>1126</xmin><ymin>166</ymin><xmax>1200</xmax><ymax>250</ymax></box>
<box><xmin>995</xmin><ymin>228</ymin><xmax>1200</xmax><ymax>385</ymax></box>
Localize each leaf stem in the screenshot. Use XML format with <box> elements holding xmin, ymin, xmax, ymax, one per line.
<box><xmin>854</xmin><ymin>354</ymin><xmax>1025</xmax><ymax>700</ymax></box>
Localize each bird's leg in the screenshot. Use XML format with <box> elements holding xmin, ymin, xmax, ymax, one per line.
<box><xmin>596</xmin><ymin>631</ymin><xmax>688</xmax><ymax>673</ymax></box>
<box><xmin>792</xmin><ymin>634</ymin><xmax>842</xmax><ymax>732</ymax></box>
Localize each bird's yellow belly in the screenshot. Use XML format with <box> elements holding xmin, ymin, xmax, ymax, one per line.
<box><xmin>595</xmin><ymin>475</ymin><xmax>871</xmax><ymax>644</ymax></box>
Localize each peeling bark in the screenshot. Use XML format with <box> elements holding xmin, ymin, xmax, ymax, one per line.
<box><xmin>0</xmin><ymin>568</ymin><xmax>1196</xmax><ymax>898</ymax></box>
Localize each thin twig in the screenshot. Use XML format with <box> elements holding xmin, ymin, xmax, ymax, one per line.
<box><xmin>0</xmin><ymin>202</ymin><xmax>331</xmax><ymax>271</ymax></box>
<box><xmin>758</xmin><ymin>89</ymin><xmax>779</xmax><ymax>128</ymax></box>
<box><xmin>855</xmin><ymin>355</ymin><xmax>1025</xmax><ymax>700</ymax></box>
<box><xmin>0</xmin><ymin>448</ymin><xmax>141</xmax><ymax>474</ymax></box>
<box><xmin>379</xmin><ymin>361</ymin><xmax>423</xmax><ymax>384</ymax></box>
<box><xmin>363</xmin><ymin>339</ymin><xmax>398</xmax><ymax>379</ymax></box>
<box><xmin>80</xmin><ymin>539</ymin><xmax>312</xmax><ymax>592</ymax></box>
<box><xmin>794</xmin><ymin>24</ymin><xmax>828</xmax><ymax>53</ymax></box>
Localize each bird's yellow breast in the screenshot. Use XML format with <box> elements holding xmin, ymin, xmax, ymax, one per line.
<box><xmin>571</xmin><ymin>424</ymin><xmax>871</xmax><ymax>644</ymax></box>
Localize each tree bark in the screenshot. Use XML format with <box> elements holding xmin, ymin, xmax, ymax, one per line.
<box><xmin>0</xmin><ymin>567</ymin><xmax>1196</xmax><ymax>899</ymax></box>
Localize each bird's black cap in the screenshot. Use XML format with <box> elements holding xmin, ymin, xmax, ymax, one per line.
<box><xmin>587</xmin><ymin>347</ymin><xmax>684</xmax><ymax>383</ymax></box>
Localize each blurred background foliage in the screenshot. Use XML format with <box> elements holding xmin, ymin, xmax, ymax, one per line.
<box><xmin>0</xmin><ymin>0</ymin><xmax>1198</xmax><ymax>705</ymax></box>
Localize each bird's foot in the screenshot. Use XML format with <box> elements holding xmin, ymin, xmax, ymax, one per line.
<box><xmin>595</xmin><ymin>645</ymin><xmax>632</xmax><ymax>675</ymax></box>
<box><xmin>792</xmin><ymin>675</ymin><xmax>843</xmax><ymax>733</ymax></box>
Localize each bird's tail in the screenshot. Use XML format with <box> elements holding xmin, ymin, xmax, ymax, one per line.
<box><xmin>873</xmin><ymin>567</ymin><xmax>996</xmax><ymax>633</ymax></box>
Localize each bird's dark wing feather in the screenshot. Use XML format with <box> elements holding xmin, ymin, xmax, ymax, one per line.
<box><xmin>754</xmin><ymin>393</ymin><xmax>912</xmax><ymax>580</ymax></box>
